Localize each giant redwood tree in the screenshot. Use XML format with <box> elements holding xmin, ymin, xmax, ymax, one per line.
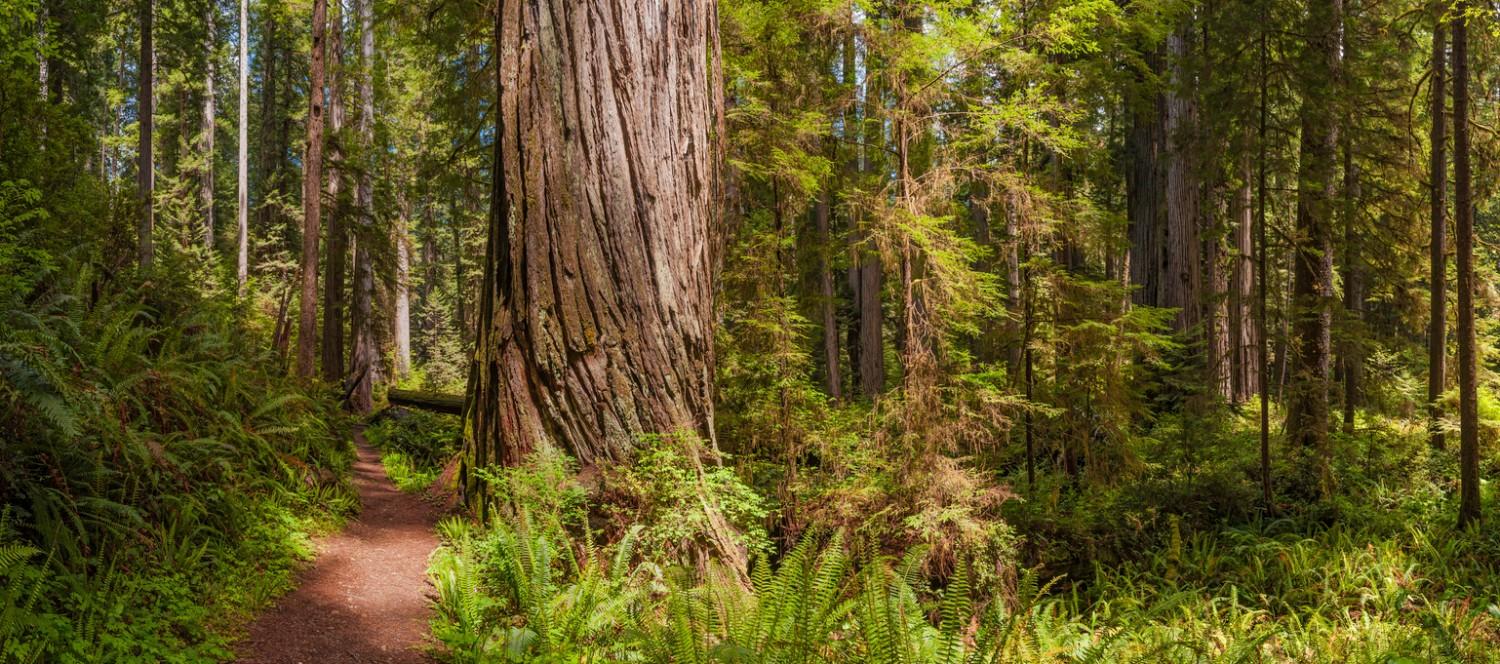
<box><xmin>465</xmin><ymin>0</ymin><xmax>722</xmax><ymax>471</ymax></box>
<box><xmin>1285</xmin><ymin>0</ymin><xmax>1341</xmax><ymax>495</ymax></box>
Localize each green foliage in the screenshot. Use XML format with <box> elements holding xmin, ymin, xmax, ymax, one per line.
<box><xmin>0</xmin><ymin>260</ymin><xmax>355</xmax><ymax>662</ymax></box>
<box><xmin>366</xmin><ymin>409</ymin><xmax>461</xmax><ymax>493</ymax></box>
<box><xmin>601</xmin><ymin>434</ymin><xmax>774</xmax><ymax>565</ymax></box>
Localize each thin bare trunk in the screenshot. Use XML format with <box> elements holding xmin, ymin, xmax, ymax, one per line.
<box><xmin>138</xmin><ymin>0</ymin><xmax>155</xmax><ymax>269</ymax></box>
<box><xmin>348</xmin><ymin>0</ymin><xmax>378</xmax><ymax>412</ymax></box>
<box><xmin>1286</xmin><ymin>0</ymin><xmax>1341</xmax><ymax>496</ymax></box>
<box><xmin>1428</xmin><ymin>16</ymin><xmax>1447</xmax><ymax>450</ymax></box>
<box><xmin>296</xmin><ymin>0</ymin><xmax>327</xmax><ymax>379</ymax></box>
<box><xmin>322</xmin><ymin>0</ymin><xmax>346</xmax><ymax>383</ymax></box>
<box><xmin>236</xmin><ymin>0</ymin><xmax>249</xmax><ymax>291</ymax></box>
<box><xmin>1454</xmin><ymin>3</ymin><xmax>1480</xmax><ymax>527</ymax></box>
<box><xmin>202</xmin><ymin>4</ymin><xmax>217</xmax><ymax>250</ymax></box>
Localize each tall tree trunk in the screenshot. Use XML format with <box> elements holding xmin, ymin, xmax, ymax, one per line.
<box><xmin>1428</xmin><ymin>16</ymin><xmax>1447</xmax><ymax>450</ymax></box>
<box><xmin>201</xmin><ymin>3</ymin><xmax>217</xmax><ymax>250</ymax></box>
<box><xmin>856</xmin><ymin>76</ymin><xmax>885</xmax><ymax>398</ymax></box>
<box><xmin>1453</xmin><ymin>2</ymin><xmax>1480</xmax><ymax>527</ymax></box>
<box><xmin>467</xmin><ymin>0</ymin><xmax>721</xmax><ymax>468</ymax></box>
<box><xmin>1230</xmin><ymin>140</ymin><xmax>1257</xmax><ymax>403</ymax></box>
<box><xmin>815</xmin><ymin>189</ymin><xmax>841</xmax><ymax>400</ymax></box>
<box><xmin>322</xmin><ymin>0</ymin><xmax>346</xmax><ymax>384</ymax></box>
<box><xmin>237</xmin><ymin>0</ymin><xmax>249</xmax><ymax>291</ymax></box>
<box><xmin>296</xmin><ymin>0</ymin><xmax>327</xmax><ymax>379</ymax></box>
<box><xmin>1340</xmin><ymin>146</ymin><xmax>1361</xmax><ymax>435</ymax></box>
<box><xmin>1163</xmin><ymin>29</ymin><xmax>1201</xmax><ymax>336</ymax></box>
<box><xmin>395</xmin><ymin>190</ymin><xmax>412</xmax><ymax>380</ymax></box>
<box><xmin>1257</xmin><ymin>19</ymin><xmax>1271</xmax><ymax>508</ymax></box>
<box><xmin>1285</xmin><ymin>0</ymin><xmax>1341</xmax><ymax>496</ymax></box>
<box><xmin>1126</xmin><ymin>62</ymin><xmax>1164</xmax><ymax>308</ymax></box>
<box><xmin>138</xmin><ymin>0</ymin><xmax>155</xmax><ymax>269</ymax></box>
<box><xmin>348</xmin><ymin>0</ymin><xmax>378</xmax><ymax>412</ymax></box>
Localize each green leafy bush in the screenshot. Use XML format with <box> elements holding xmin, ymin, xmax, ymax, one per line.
<box><xmin>365</xmin><ymin>409</ymin><xmax>461</xmax><ymax>493</ymax></box>
<box><xmin>0</xmin><ymin>261</ymin><xmax>356</xmax><ymax>662</ymax></box>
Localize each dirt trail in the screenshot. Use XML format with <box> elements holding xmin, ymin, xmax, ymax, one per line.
<box><xmin>236</xmin><ymin>428</ymin><xmax>440</xmax><ymax>663</ymax></box>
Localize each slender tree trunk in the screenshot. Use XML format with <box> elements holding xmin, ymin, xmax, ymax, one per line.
<box><xmin>815</xmin><ymin>189</ymin><xmax>841</xmax><ymax>400</ymax></box>
<box><xmin>1163</xmin><ymin>29</ymin><xmax>1201</xmax><ymax>335</ymax></box>
<box><xmin>296</xmin><ymin>0</ymin><xmax>327</xmax><ymax>379</ymax></box>
<box><xmin>201</xmin><ymin>3</ymin><xmax>217</xmax><ymax>250</ymax></box>
<box><xmin>138</xmin><ymin>0</ymin><xmax>155</xmax><ymax>269</ymax></box>
<box><xmin>1340</xmin><ymin>146</ymin><xmax>1361</xmax><ymax>435</ymax></box>
<box><xmin>467</xmin><ymin>0</ymin><xmax>721</xmax><ymax>468</ymax></box>
<box><xmin>1126</xmin><ymin>65</ymin><xmax>1164</xmax><ymax>308</ymax></box>
<box><xmin>395</xmin><ymin>190</ymin><xmax>412</xmax><ymax>380</ymax></box>
<box><xmin>1453</xmin><ymin>3</ymin><xmax>1480</xmax><ymax>528</ymax></box>
<box><xmin>322</xmin><ymin>0</ymin><xmax>346</xmax><ymax>384</ymax></box>
<box><xmin>1230</xmin><ymin>140</ymin><xmax>1257</xmax><ymax>403</ymax></box>
<box><xmin>1428</xmin><ymin>17</ymin><xmax>1447</xmax><ymax>450</ymax></box>
<box><xmin>237</xmin><ymin>0</ymin><xmax>249</xmax><ymax>291</ymax></box>
<box><xmin>1257</xmin><ymin>19</ymin><xmax>1271</xmax><ymax>508</ymax></box>
<box><xmin>348</xmin><ymin>0</ymin><xmax>378</xmax><ymax>412</ymax></box>
<box><xmin>1286</xmin><ymin>0</ymin><xmax>1341</xmax><ymax>496</ymax></box>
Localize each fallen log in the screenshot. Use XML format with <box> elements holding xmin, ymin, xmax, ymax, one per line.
<box><xmin>386</xmin><ymin>389</ymin><xmax>466</xmax><ymax>415</ymax></box>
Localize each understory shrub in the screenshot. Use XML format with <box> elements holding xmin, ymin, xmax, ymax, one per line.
<box><xmin>366</xmin><ymin>408</ymin><xmax>462</xmax><ymax>493</ymax></box>
<box><xmin>0</xmin><ymin>262</ymin><xmax>356</xmax><ymax>662</ymax></box>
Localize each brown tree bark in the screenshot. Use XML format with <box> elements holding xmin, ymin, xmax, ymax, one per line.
<box><xmin>395</xmin><ymin>190</ymin><xmax>412</xmax><ymax>380</ymax></box>
<box><xmin>815</xmin><ymin>189</ymin><xmax>841</xmax><ymax>400</ymax></box>
<box><xmin>137</xmin><ymin>0</ymin><xmax>155</xmax><ymax>269</ymax></box>
<box><xmin>1340</xmin><ymin>146</ymin><xmax>1362</xmax><ymax>435</ymax></box>
<box><xmin>236</xmin><ymin>0</ymin><xmax>248</xmax><ymax>290</ymax></box>
<box><xmin>296</xmin><ymin>0</ymin><xmax>327</xmax><ymax>380</ymax></box>
<box><xmin>1428</xmin><ymin>17</ymin><xmax>1447</xmax><ymax>450</ymax></box>
<box><xmin>1285</xmin><ymin>0</ymin><xmax>1341</xmax><ymax>496</ymax></box>
<box><xmin>1163</xmin><ymin>29</ymin><xmax>1202</xmax><ymax>337</ymax></box>
<box><xmin>201</xmin><ymin>2</ymin><xmax>216</xmax><ymax>250</ymax></box>
<box><xmin>1126</xmin><ymin>70</ymin><xmax>1164</xmax><ymax>308</ymax></box>
<box><xmin>348</xmin><ymin>0</ymin><xmax>378</xmax><ymax>412</ymax></box>
<box><xmin>321</xmin><ymin>0</ymin><xmax>346</xmax><ymax>384</ymax></box>
<box><xmin>1453</xmin><ymin>3</ymin><xmax>1480</xmax><ymax>527</ymax></box>
<box><xmin>1230</xmin><ymin>141</ymin><xmax>1258</xmax><ymax>403</ymax></box>
<box><xmin>467</xmin><ymin>0</ymin><xmax>721</xmax><ymax>468</ymax></box>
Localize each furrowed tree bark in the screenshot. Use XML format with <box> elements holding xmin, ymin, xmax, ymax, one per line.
<box><xmin>296</xmin><ymin>0</ymin><xmax>327</xmax><ymax>380</ymax></box>
<box><xmin>1340</xmin><ymin>146</ymin><xmax>1361</xmax><ymax>435</ymax></box>
<box><xmin>1163</xmin><ymin>28</ymin><xmax>1202</xmax><ymax>337</ymax></box>
<box><xmin>1126</xmin><ymin>57</ymin><xmax>1164</xmax><ymax>308</ymax></box>
<box><xmin>137</xmin><ymin>0</ymin><xmax>155</xmax><ymax>270</ymax></box>
<box><xmin>1428</xmin><ymin>16</ymin><xmax>1447</xmax><ymax>450</ymax></box>
<box><xmin>815</xmin><ymin>188</ymin><xmax>841</xmax><ymax>400</ymax></box>
<box><xmin>321</xmin><ymin>0</ymin><xmax>346</xmax><ymax>384</ymax></box>
<box><xmin>1257</xmin><ymin>17</ymin><xmax>1271</xmax><ymax>508</ymax></box>
<box><xmin>467</xmin><ymin>0</ymin><xmax>720</xmax><ymax>468</ymax></box>
<box><xmin>1230</xmin><ymin>140</ymin><xmax>1257</xmax><ymax>403</ymax></box>
<box><xmin>201</xmin><ymin>2</ymin><xmax>216</xmax><ymax>250</ymax></box>
<box><xmin>395</xmin><ymin>190</ymin><xmax>412</xmax><ymax>380</ymax></box>
<box><xmin>1453</xmin><ymin>2</ymin><xmax>1480</xmax><ymax>528</ymax></box>
<box><xmin>1286</xmin><ymin>0</ymin><xmax>1341</xmax><ymax>497</ymax></box>
<box><xmin>348</xmin><ymin>0</ymin><xmax>378</xmax><ymax>413</ymax></box>
<box><xmin>236</xmin><ymin>0</ymin><xmax>249</xmax><ymax>291</ymax></box>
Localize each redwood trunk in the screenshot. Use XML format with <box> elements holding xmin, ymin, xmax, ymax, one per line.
<box><xmin>138</xmin><ymin>0</ymin><xmax>155</xmax><ymax>269</ymax></box>
<box><xmin>1286</xmin><ymin>0</ymin><xmax>1341</xmax><ymax>495</ymax></box>
<box><xmin>1428</xmin><ymin>19</ymin><xmax>1447</xmax><ymax>450</ymax></box>
<box><xmin>321</xmin><ymin>0</ymin><xmax>346</xmax><ymax>384</ymax></box>
<box><xmin>1454</xmin><ymin>4</ymin><xmax>1480</xmax><ymax>527</ymax></box>
<box><xmin>296</xmin><ymin>0</ymin><xmax>326</xmax><ymax>379</ymax></box>
<box><xmin>468</xmin><ymin>0</ymin><xmax>720</xmax><ymax>468</ymax></box>
<box><xmin>348</xmin><ymin>0</ymin><xmax>378</xmax><ymax>412</ymax></box>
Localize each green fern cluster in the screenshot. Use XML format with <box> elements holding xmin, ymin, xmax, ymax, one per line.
<box><xmin>0</xmin><ymin>259</ymin><xmax>357</xmax><ymax>661</ymax></box>
<box><xmin>429</xmin><ymin>519</ymin><xmax>1111</xmax><ymax>663</ymax></box>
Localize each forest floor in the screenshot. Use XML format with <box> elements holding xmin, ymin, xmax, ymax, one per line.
<box><xmin>234</xmin><ymin>427</ymin><xmax>441</xmax><ymax>663</ymax></box>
